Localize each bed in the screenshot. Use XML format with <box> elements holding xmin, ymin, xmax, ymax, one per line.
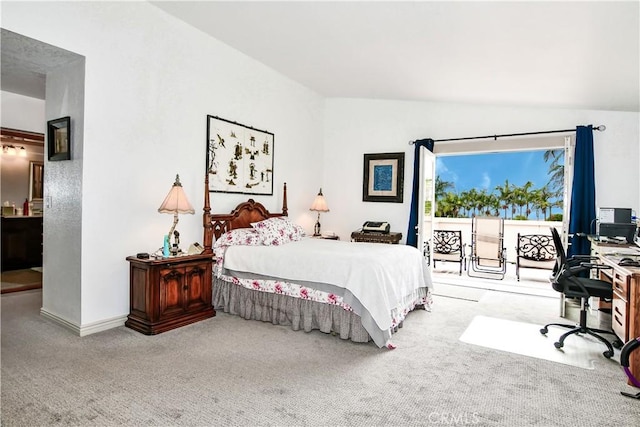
<box><xmin>202</xmin><ymin>177</ymin><xmax>433</xmax><ymax>348</ymax></box>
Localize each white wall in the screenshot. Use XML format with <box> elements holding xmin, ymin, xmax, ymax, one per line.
<box><xmin>3</xmin><ymin>2</ymin><xmax>324</xmax><ymax>330</ymax></box>
<box><xmin>323</xmin><ymin>98</ymin><xmax>639</xmax><ymax>242</ymax></box>
<box><xmin>42</xmin><ymin>58</ymin><xmax>85</xmax><ymax>326</ymax></box>
<box><xmin>1</xmin><ymin>91</ymin><xmax>45</xmax><ymax>132</ymax></box>
<box><xmin>0</xmin><ymin>92</ymin><xmax>45</xmax><ymax>210</ymax></box>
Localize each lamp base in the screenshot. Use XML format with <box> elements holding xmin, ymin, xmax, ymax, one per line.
<box><xmin>168</xmin><ymin>222</ymin><xmax>182</xmax><ymax>256</ymax></box>
<box><xmin>314</xmin><ymin>220</ymin><xmax>321</xmax><ymax>236</ymax></box>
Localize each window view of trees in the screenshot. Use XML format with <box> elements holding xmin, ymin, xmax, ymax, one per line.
<box><xmin>434</xmin><ymin>149</ymin><xmax>564</xmax><ymax>221</ymax></box>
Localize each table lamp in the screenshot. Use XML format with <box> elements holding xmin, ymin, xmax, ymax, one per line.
<box><xmin>158</xmin><ymin>174</ymin><xmax>195</xmax><ymax>255</ymax></box>
<box><xmin>309</xmin><ymin>188</ymin><xmax>329</xmax><ymax>236</ymax></box>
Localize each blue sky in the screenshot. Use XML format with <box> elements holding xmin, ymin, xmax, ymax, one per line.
<box><xmin>435</xmin><ymin>150</ymin><xmax>556</xmax><ymax>194</ymax></box>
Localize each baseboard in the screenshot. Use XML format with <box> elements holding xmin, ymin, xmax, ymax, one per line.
<box><xmin>78</xmin><ymin>315</ymin><xmax>127</xmax><ymax>337</ymax></box>
<box><xmin>40</xmin><ymin>308</ymin><xmax>127</xmax><ymax>337</ymax></box>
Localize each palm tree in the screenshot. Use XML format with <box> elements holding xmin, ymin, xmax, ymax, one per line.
<box><xmin>436</xmin><ymin>191</ymin><xmax>461</xmax><ymax>217</ymax></box>
<box><xmin>538</xmin><ymin>186</ymin><xmax>555</xmax><ymax>220</ymax></box>
<box><xmin>512</xmin><ymin>187</ymin><xmax>527</xmax><ymax>217</ymax></box>
<box><xmin>495</xmin><ymin>179</ymin><xmax>513</xmax><ymax>219</ymax></box>
<box><xmin>433</xmin><ymin>176</ymin><xmax>454</xmax><ymax>217</ymax></box>
<box><xmin>521</xmin><ymin>181</ymin><xmax>534</xmax><ymax>218</ymax></box>
<box><xmin>464</xmin><ymin>188</ymin><xmax>479</xmax><ymax>217</ymax></box>
<box><xmin>530</xmin><ymin>188</ymin><xmax>547</xmax><ymax>220</ymax></box>
<box><xmin>476</xmin><ymin>189</ymin><xmax>493</xmax><ymax>216</ymax></box>
<box><xmin>458</xmin><ymin>191</ymin><xmax>473</xmax><ymax>218</ymax></box>
<box><xmin>550</xmin><ymin>197</ymin><xmax>564</xmax><ymax>220</ymax></box>
<box><xmin>544</xmin><ymin>149</ymin><xmax>564</xmax><ymax>193</ymax></box>
<box><xmin>435</xmin><ymin>176</ymin><xmax>454</xmax><ymax>200</ymax></box>
<box><xmin>432</xmin><ymin>149</ymin><xmax>566</xmax><ymax>220</ymax></box>
<box><xmin>484</xmin><ymin>192</ymin><xmax>501</xmax><ymax>216</ymax></box>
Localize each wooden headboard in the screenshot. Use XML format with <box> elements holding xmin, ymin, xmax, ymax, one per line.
<box><xmin>202</xmin><ymin>173</ymin><xmax>288</xmax><ymax>254</ymax></box>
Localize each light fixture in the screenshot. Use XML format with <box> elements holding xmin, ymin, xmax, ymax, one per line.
<box><xmin>18</xmin><ymin>146</ymin><xmax>27</xmax><ymax>157</ymax></box>
<box><xmin>2</xmin><ymin>145</ymin><xmax>17</xmax><ymax>156</ymax></box>
<box><xmin>158</xmin><ymin>174</ymin><xmax>195</xmax><ymax>256</ymax></box>
<box><xmin>309</xmin><ymin>188</ymin><xmax>330</xmax><ymax>236</ymax></box>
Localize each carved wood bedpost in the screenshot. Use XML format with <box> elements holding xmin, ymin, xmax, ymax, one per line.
<box><xmin>203</xmin><ymin>172</ymin><xmax>213</xmax><ymax>255</ymax></box>
<box><xmin>282</xmin><ymin>182</ymin><xmax>288</xmax><ymax>216</ymax></box>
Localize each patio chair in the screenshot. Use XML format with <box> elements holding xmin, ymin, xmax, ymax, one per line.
<box><xmin>468</xmin><ymin>216</ymin><xmax>506</xmax><ymax>280</ymax></box>
<box><xmin>432</xmin><ymin>230</ymin><xmax>466</xmax><ymax>275</ymax></box>
<box><xmin>515</xmin><ymin>233</ymin><xmax>556</xmax><ymax>281</ymax></box>
<box><xmin>422</xmin><ymin>239</ymin><xmax>431</xmax><ymax>266</ymax></box>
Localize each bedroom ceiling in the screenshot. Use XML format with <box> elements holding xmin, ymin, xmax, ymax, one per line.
<box><xmin>151</xmin><ymin>1</ymin><xmax>640</xmax><ymax>112</ymax></box>
<box><xmin>2</xmin><ymin>2</ymin><xmax>638</xmax><ymax>112</ymax></box>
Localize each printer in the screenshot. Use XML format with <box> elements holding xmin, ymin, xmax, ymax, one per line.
<box><xmin>597</xmin><ymin>207</ymin><xmax>637</xmax><ymax>244</ymax></box>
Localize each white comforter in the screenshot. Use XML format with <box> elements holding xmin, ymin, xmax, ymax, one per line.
<box><xmin>222</xmin><ymin>237</ymin><xmax>433</xmax><ymax>339</ymax></box>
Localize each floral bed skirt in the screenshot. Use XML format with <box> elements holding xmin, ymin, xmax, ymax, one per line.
<box><xmin>213</xmin><ymin>276</ymin><xmax>372</xmax><ymax>343</ymax></box>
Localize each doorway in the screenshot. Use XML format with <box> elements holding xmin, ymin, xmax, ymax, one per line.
<box><xmin>1</xmin><ymin>29</ymin><xmax>86</xmax><ymax>302</ymax></box>
<box><xmin>421</xmin><ymin>134</ymin><xmax>573</xmax><ymax>295</ymax></box>
<box><xmin>0</xmin><ymin>126</ymin><xmax>45</xmax><ymax>294</ymax></box>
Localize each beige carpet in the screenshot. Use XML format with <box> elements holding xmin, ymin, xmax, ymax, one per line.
<box><xmin>1</xmin><ymin>268</ymin><xmax>42</xmax><ymax>294</ymax></box>
<box><xmin>432</xmin><ymin>282</ymin><xmax>487</xmax><ymax>302</ymax></box>
<box><xmin>3</xmin><ymin>290</ymin><xmax>639</xmax><ymax>426</ymax></box>
<box><xmin>459</xmin><ymin>315</ymin><xmax>619</xmax><ymax>370</ymax></box>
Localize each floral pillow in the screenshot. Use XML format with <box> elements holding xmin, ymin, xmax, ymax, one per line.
<box><xmin>213</xmin><ymin>228</ymin><xmax>264</xmax><ymax>249</ymax></box>
<box><xmin>251</xmin><ymin>217</ymin><xmax>305</xmax><ymax>246</ymax></box>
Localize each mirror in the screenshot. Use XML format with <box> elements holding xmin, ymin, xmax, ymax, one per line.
<box><xmin>29</xmin><ymin>161</ymin><xmax>44</xmax><ymax>201</ymax></box>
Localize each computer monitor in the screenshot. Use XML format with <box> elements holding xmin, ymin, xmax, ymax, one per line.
<box><xmin>598</xmin><ymin>207</ymin><xmax>632</xmax><ymax>224</ymax></box>
<box><xmin>598</xmin><ymin>222</ymin><xmax>637</xmax><ymax>244</ymax></box>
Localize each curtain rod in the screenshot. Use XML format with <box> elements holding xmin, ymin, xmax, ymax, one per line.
<box><xmin>409</xmin><ymin>124</ymin><xmax>606</xmax><ymax>145</ymax></box>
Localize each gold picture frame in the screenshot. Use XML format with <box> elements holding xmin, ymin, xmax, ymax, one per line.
<box><xmin>29</xmin><ymin>161</ymin><xmax>44</xmax><ymax>201</ymax></box>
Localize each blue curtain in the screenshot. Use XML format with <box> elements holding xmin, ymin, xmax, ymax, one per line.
<box><xmin>406</xmin><ymin>139</ymin><xmax>434</xmax><ymax>247</ymax></box>
<box><xmin>568</xmin><ymin>125</ymin><xmax>595</xmax><ymax>257</ymax></box>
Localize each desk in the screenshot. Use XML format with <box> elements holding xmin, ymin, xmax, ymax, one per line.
<box><xmin>591</xmin><ymin>240</ymin><xmax>640</xmax><ymax>384</ymax></box>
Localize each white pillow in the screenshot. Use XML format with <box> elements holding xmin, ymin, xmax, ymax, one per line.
<box><xmin>213</xmin><ymin>228</ymin><xmax>264</xmax><ymax>249</ymax></box>
<box><xmin>251</xmin><ymin>217</ymin><xmax>305</xmax><ymax>246</ymax></box>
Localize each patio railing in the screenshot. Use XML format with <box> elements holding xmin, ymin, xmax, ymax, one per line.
<box><xmin>426</xmin><ymin>217</ymin><xmax>562</xmax><ymax>265</ymax></box>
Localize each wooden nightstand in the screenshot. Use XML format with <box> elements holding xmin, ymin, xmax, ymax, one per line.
<box><xmin>125</xmin><ymin>253</ymin><xmax>215</xmax><ymax>335</ymax></box>
<box><xmin>350</xmin><ymin>231</ymin><xmax>402</xmax><ymax>244</ymax></box>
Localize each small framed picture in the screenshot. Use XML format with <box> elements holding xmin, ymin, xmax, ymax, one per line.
<box><xmin>47</xmin><ymin>116</ymin><xmax>71</xmax><ymax>161</ymax></box>
<box><xmin>363</xmin><ymin>152</ymin><xmax>405</xmax><ymax>203</ymax></box>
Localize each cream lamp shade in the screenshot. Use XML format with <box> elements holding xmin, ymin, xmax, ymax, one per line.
<box><xmin>158</xmin><ymin>175</ymin><xmax>195</xmax><ymax>215</ymax></box>
<box><xmin>310</xmin><ymin>189</ymin><xmax>329</xmax><ymax>213</ymax></box>
<box><xmin>309</xmin><ymin>188</ymin><xmax>329</xmax><ymax>236</ymax></box>
<box><xmin>158</xmin><ymin>174</ymin><xmax>195</xmax><ymax>255</ymax></box>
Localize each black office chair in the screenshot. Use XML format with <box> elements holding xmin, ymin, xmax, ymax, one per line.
<box><xmin>540</xmin><ymin>227</ymin><xmax>622</xmax><ymax>358</ymax></box>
